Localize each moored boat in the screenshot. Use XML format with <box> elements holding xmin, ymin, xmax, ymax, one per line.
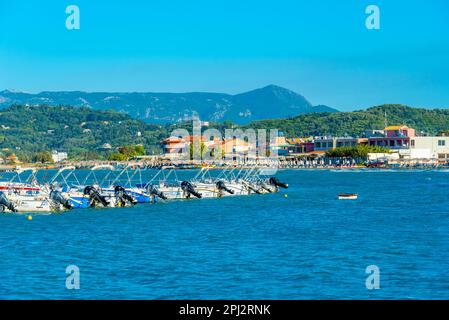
<box><xmin>338</xmin><ymin>193</ymin><xmax>358</xmax><ymax>200</ymax></box>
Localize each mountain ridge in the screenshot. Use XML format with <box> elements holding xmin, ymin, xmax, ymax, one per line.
<box><xmin>0</xmin><ymin>85</ymin><xmax>338</xmax><ymax>124</ymax></box>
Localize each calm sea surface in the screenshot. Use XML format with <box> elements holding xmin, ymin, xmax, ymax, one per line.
<box><xmin>1</xmin><ymin>169</ymin><xmax>449</xmax><ymax>299</ymax></box>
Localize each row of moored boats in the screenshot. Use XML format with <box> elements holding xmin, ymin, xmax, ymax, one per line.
<box><xmin>0</xmin><ymin>166</ymin><xmax>289</xmax><ymax>213</ymax></box>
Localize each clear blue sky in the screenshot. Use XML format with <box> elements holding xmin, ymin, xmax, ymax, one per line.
<box><xmin>0</xmin><ymin>0</ymin><xmax>448</xmax><ymax>110</ymax></box>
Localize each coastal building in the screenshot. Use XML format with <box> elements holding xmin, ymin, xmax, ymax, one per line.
<box><xmin>285</xmin><ymin>138</ymin><xmax>314</xmax><ymax>155</ymax></box>
<box><xmin>314</xmin><ymin>136</ymin><xmax>367</xmax><ymax>151</ymax></box>
<box><xmin>367</xmin><ymin>152</ymin><xmax>400</xmax><ymax>162</ymax></box>
<box><xmin>368</xmin><ymin>125</ymin><xmax>415</xmax><ymax>149</ymax></box>
<box><xmin>405</xmin><ymin>136</ymin><xmax>449</xmax><ymax>160</ymax></box>
<box><xmin>162</xmin><ymin>136</ymin><xmax>188</xmax><ymax>155</ymax></box>
<box><xmin>385</xmin><ymin>125</ymin><xmax>416</xmax><ymax>138</ymax></box>
<box><xmin>221</xmin><ymin>138</ymin><xmax>251</xmax><ymax>155</ymax></box>
<box><xmin>366</xmin><ymin>125</ymin><xmax>449</xmax><ymax>161</ymax></box>
<box><xmin>99</xmin><ymin>143</ymin><xmax>112</xmax><ymax>151</ymax></box>
<box><xmin>336</xmin><ymin>137</ymin><xmax>368</xmax><ymax>148</ymax></box>
<box><xmin>201</xmin><ymin>136</ymin><xmax>222</xmax><ymax>149</ymax></box>
<box><xmin>363</xmin><ymin>129</ymin><xmax>385</xmax><ymax>138</ymax></box>
<box><xmin>270</xmin><ymin>132</ymin><xmax>323</xmax><ymax>156</ymax></box>
<box><xmin>269</xmin><ymin>133</ymin><xmax>289</xmax><ymax>156</ymax></box>
<box><xmin>313</xmin><ymin>136</ymin><xmax>334</xmax><ymax>151</ymax></box>
<box><xmin>52</xmin><ymin>151</ymin><xmax>68</xmax><ymax>163</ymax></box>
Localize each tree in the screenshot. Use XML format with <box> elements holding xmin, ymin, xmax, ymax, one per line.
<box><xmin>134</xmin><ymin>145</ymin><xmax>145</xmax><ymax>156</ymax></box>
<box><xmin>32</xmin><ymin>151</ymin><xmax>54</xmax><ymax>163</ymax></box>
<box><xmin>108</xmin><ymin>152</ymin><xmax>127</xmax><ymax>161</ymax></box>
<box><xmin>109</xmin><ymin>144</ymin><xmax>145</xmax><ymax>161</ymax></box>
<box><xmin>326</xmin><ymin>145</ymin><xmax>391</xmax><ymax>158</ymax></box>
<box><xmin>189</xmin><ymin>141</ymin><xmax>206</xmax><ymax>160</ymax></box>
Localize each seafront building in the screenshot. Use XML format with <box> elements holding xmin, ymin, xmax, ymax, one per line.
<box><xmin>161</xmin><ymin>137</ymin><xmax>187</xmax><ymax>156</ymax></box>
<box><xmin>285</xmin><ymin>138</ymin><xmax>314</xmax><ymax>155</ymax></box>
<box><xmin>367</xmin><ymin>125</ymin><xmax>415</xmax><ymax>149</ymax></box>
<box><xmin>406</xmin><ymin>136</ymin><xmax>449</xmax><ymax>160</ymax></box>
<box><xmin>51</xmin><ymin>151</ymin><xmax>68</xmax><ymax>163</ymax></box>
<box><xmin>313</xmin><ymin>136</ymin><xmax>368</xmax><ymax>151</ymax></box>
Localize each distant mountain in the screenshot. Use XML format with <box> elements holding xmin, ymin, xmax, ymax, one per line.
<box><xmin>312</xmin><ymin>104</ymin><xmax>338</xmax><ymax>113</ymax></box>
<box><xmin>0</xmin><ymin>85</ymin><xmax>338</xmax><ymax>124</ymax></box>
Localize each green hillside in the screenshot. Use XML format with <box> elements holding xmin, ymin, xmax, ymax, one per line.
<box><xmin>0</xmin><ymin>105</ymin><xmax>168</xmax><ymax>161</ymax></box>
<box><xmin>243</xmin><ymin>105</ymin><xmax>449</xmax><ymax>137</ymax></box>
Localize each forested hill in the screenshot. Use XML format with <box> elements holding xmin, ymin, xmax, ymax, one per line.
<box><xmin>243</xmin><ymin>105</ymin><xmax>449</xmax><ymax>137</ymax></box>
<box><xmin>0</xmin><ymin>105</ymin><xmax>168</xmax><ymax>161</ymax></box>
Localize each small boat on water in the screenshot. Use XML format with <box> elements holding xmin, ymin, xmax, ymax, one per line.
<box><xmin>0</xmin><ymin>168</ymin><xmax>73</xmax><ymax>213</ymax></box>
<box><xmin>338</xmin><ymin>193</ymin><xmax>358</xmax><ymax>200</ymax></box>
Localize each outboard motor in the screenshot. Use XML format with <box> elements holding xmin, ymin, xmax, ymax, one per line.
<box><xmin>49</xmin><ymin>189</ymin><xmax>73</xmax><ymax>210</ymax></box>
<box><xmin>243</xmin><ymin>181</ymin><xmax>262</xmax><ymax>194</ymax></box>
<box><xmin>269</xmin><ymin>177</ymin><xmax>289</xmax><ymax>189</ymax></box>
<box><xmin>0</xmin><ymin>191</ymin><xmax>16</xmax><ymax>212</ymax></box>
<box><xmin>181</xmin><ymin>181</ymin><xmax>202</xmax><ymax>199</ymax></box>
<box><xmin>83</xmin><ymin>186</ymin><xmax>109</xmax><ymax>207</ymax></box>
<box><xmin>114</xmin><ymin>186</ymin><xmax>137</xmax><ymax>206</ymax></box>
<box><xmin>260</xmin><ymin>183</ymin><xmax>274</xmax><ymax>193</ymax></box>
<box><xmin>147</xmin><ymin>185</ymin><xmax>168</xmax><ymax>200</ymax></box>
<box><xmin>216</xmin><ymin>180</ymin><xmax>234</xmax><ymax>195</ymax></box>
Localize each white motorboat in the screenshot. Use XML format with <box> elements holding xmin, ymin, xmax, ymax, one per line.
<box><xmin>0</xmin><ymin>168</ymin><xmax>72</xmax><ymax>213</ymax></box>
<box><xmin>338</xmin><ymin>193</ymin><xmax>358</xmax><ymax>200</ymax></box>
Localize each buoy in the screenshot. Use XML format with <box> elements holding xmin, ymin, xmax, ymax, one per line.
<box><xmin>284</xmin><ymin>194</ymin><xmax>288</xmax><ymax>198</ymax></box>
<box><xmin>27</xmin><ymin>215</ymin><xmax>33</xmax><ymax>221</ymax></box>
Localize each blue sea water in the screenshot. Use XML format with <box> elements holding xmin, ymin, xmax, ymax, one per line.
<box><xmin>1</xmin><ymin>169</ymin><xmax>449</xmax><ymax>300</ymax></box>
